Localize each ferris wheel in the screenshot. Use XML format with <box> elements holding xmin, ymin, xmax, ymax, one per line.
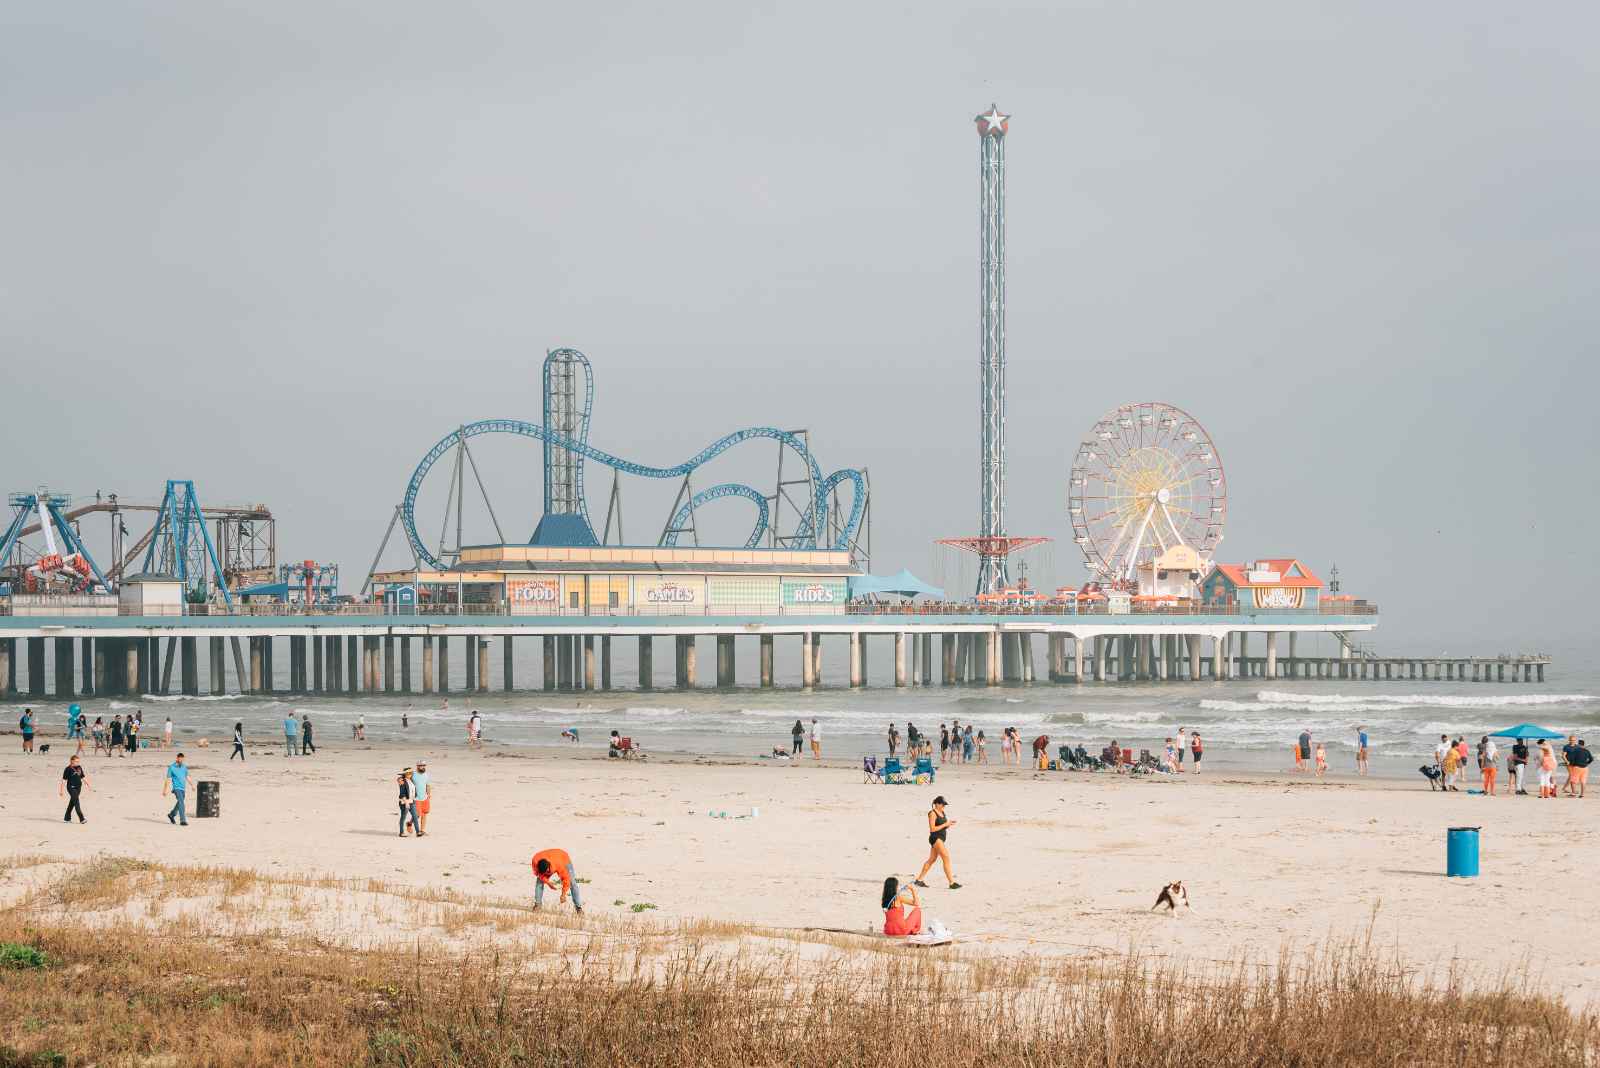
<box><xmin>1067</xmin><ymin>402</ymin><xmax>1226</xmax><ymax>582</ymax></box>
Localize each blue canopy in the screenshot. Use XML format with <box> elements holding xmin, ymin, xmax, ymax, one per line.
<box><xmin>1487</xmin><ymin>723</ymin><xmax>1567</xmax><ymax>740</ymax></box>
<box><xmin>850</xmin><ymin>569</ymin><xmax>944</xmax><ymax>599</ymax></box>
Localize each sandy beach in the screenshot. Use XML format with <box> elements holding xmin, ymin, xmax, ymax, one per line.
<box><xmin>2</xmin><ymin>732</ymin><xmax>1595</xmax><ymax>1004</ymax></box>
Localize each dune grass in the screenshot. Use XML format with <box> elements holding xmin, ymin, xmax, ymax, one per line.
<box><xmin>0</xmin><ymin>856</ymin><xmax>1595</xmax><ymax>1066</ymax></box>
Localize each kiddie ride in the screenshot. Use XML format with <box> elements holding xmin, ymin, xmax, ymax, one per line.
<box><xmin>0</xmin><ymin>491</ymin><xmax>111</xmax><ymax>594</ymax></box>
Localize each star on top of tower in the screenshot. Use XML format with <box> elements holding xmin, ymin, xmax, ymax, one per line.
<box><xmin>975</xmin><ymin>103</ymin><xmax>1009</xmax><ymax>137</ymax></box>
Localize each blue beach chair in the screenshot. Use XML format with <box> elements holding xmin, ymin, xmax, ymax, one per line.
<box><xmin>881</xmin><ymin>756</ymin><xmax>904</xmax><ymax>783</ymax></box>
<box><xmin>913</xmin><ymin>756</ymin><xmax>936</xmax><ymax>784</ymax></box>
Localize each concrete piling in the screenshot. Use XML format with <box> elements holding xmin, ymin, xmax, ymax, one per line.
<box><xmin>639</xmin><ymin>636</ymin><xmax>653</xmax><ymax>689</ymax></box>
<box><xmin>760</xmin><ymin>634</ymin><xmax>774</xmax><ymax>687</ymax></box>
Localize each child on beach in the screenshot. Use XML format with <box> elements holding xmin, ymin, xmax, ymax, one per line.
<box><xmin>1315</xmin><ymin>743</ymin><xmax>1327</xmax><ymax>777</ymax></box>
<box><xmin>1190</xmin><ymin>732</ymin><xmax>1203</xmax><ymax>774</ymax></box>
<box><xmin>976</xmin><ymin>730</ymin><xmax>987</xmax><ymax>764</ymax></box>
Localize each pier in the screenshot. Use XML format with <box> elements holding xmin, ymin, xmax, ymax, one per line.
<box><xmin>0</xmin><ymin>597</ymin><xmax>1537</xmax><ymax>698</ymax></box>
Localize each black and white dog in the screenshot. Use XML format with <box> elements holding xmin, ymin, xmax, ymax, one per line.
<box><xmin>1152</xmin><ymin>881</ymin><xmax>1190</xmax><ymax>912</ymax></box>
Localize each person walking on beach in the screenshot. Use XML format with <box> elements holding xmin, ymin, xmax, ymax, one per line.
<box><xmin>1433</xmin><ymin>735</ymin><xmax>1449</xmax><ymax>781</ymax></box>
<box><xmin>92</xmin><ymin>717</ymin><xmax>106</xmax><ymax>756</ymax></box>
<box><xmin>1296</xmin><ymin>729</ymin><xmax>1311</xmax><ymax>773</ymax></box>
<box><xmin>791</xmin><ymin>720</ymin><xmax>804</xmax><ymax>756</ymax></box>
<box><xmin>1315</xmin><ymin>742</ymin><xmax>1328</xmax><ymax>777</ymax></box>
<box><xmin>356</xmin><ymin>716</ymin><xmax>366</xmax><ymax>741</ymax></box>
<box><xmin>301</xmin><ymin>715</ymin><xmax>316</xmax><ymax>755</ymax></box>
<box><xmin>163</xmin><ymin>717</ymin><xmax>173</xmax><ymax>750</ymax></box>
<box><xmin>1356</xmin><ymin>726</ymin><xmax>1370</xmax><ymax>776</ymax></box>
<box><xmin>1511</xmin><ymin>738</ymin><xmax>1530</xmax><ymax>795</ymax></box>
<box><xmin>1176</xmin><ymin>727</ymin><xmax>1187</xmax><ymax>772</ymax></box>
<box><xmin>531</xmin><ymin>848</ymin><xmax>583</xmax><ymax>913</ymax></box>
<box><xmin>109</xmin><ymin>714</ymin><xmax>124</xmax><ymax>756</ymax></box>
<box><xmin>283</xmin><ymin>711</ymin><xmax>299</xmax><ymax>757</ymax></box>
<box><xmin>962</xmin><ymin>724</ymin><xmax>975</xmax><ymax>763</ymax></box>
<box><xmin>976</xmin><ymin>730</ymin><xmax>988</xmax><ymax>764</ymax></box>
<box><xmin>914</xmin><ymin>796</ymin><xmax>961</xmax><ymax>890</ymax></box>
<box><xmin>809</xmin><ymin>718</ymin><xmax>821</xmax><ymax>761</ymax></box>
<box><xmin>129</xmin><ymin>711</ymin><xmax>141</xmax><ymax>753</ymax></box>
<box><xmin>939</xmin><ymin>724</ymin><xmax>950</xmax><ymax>764</ymax></box>
<box><xmin>411</xmin><ymin>760</ymin><xmax>432</xmax><ymax>835</ymax></box>
<box><xmin>468</xmin><ymin>711</ymin><xmax>482</xmax><ymax>749</ymax></box>
<box><xmin>163</xmin><ymin>752</ymin><xmax>190</xmax><ymax>826</ymax></box>
<box><xmin>1478</xmin><ymin>736</ymin><xmax>1498</xmax><ymax>796</ymax></box>
<box><xmin>19</xmin><ymin>708</ymin><xmax>35</xmax><ymax>753</ymax></box>
<box><xmin>887</xmin><ymin>723</ymin><xmax>899</xmax><ymax>757</ymax></box>
<box><xmin>397</xmin><ymin>769</ymin><xmax>419</xmax><ymax>836</ymax></box>
<box><xmin>60</xmin><ymin>754</ymin><xmax>88</xmax><ymax>824</ymax></box>
<box><xmin>999</xmin><ymin>727</ymin><xmax>1012</xmax><ymax>765</ymax></box>
<box><xmin>1190</xmin><ymin>731</ymin><xmax>1203</xmax><ymax>774</ymax></box>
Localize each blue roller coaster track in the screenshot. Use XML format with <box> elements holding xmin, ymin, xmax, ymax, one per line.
<box><xmin>400</xmin><ymin>351</ymin><xmax>867</xmax><ymax>571</ymax></box>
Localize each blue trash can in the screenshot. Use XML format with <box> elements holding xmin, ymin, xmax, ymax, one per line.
<box><xmin>1446</xmin><ymin>826</ymin><xmax>1481</xmax><ymax>878</ymax></box>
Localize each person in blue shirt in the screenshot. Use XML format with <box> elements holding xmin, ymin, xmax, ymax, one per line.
<box><xmin>284</xmin><ymin>712</ymin><xmax>299</xmax><ymax>757</ymax></box>
<box><xmin>19</xmin><ymin>708</ymin><xmax>35</xmax><ymax>753</ymax></box>
<box><xmin>164</xmin><ymin>753</ymin><xmax>190</xmax><ymax>826</ymax></box>
<box><xmin>1356</xmin><ymin>726</ymin><xmax>1370</xmax><ymax>777</ymax></box>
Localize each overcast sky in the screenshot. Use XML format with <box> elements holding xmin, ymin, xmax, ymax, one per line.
<box><xmin>3</xmin><ymin>2</ymin><xmax>1594</xmax><ymax>654</ymax></box>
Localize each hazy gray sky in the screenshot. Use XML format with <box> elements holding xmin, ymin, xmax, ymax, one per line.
<box><xmin>3</xmin><ymin>2</ymin><xmax>1594</xmax><ymax>653</ymax></box>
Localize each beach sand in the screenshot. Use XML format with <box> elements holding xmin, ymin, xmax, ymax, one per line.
<box><xmin>1</xmin><ymin>735</ymin><xmax>1594</xmax><ymax>1003</ymax></box>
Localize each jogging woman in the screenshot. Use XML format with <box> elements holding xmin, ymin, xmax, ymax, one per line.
<box><xmin>914</xmin><ymin>796</ymin><xmax>962</xmax><ymax>890</ymax></box>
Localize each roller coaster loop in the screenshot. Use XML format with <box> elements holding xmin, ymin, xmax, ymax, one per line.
<box><xmin>401</xmin><ymin>420</ymin><xmax>866</xmax><ymax>571</ymax></box>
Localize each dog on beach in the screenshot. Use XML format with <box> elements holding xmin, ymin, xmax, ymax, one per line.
<box><xmin>1152</xmin><ymin>881</ymin><xmax>1190</xmax><ymax>912</ymax></box>
<box><xmin>196</xmin><ymin>738</ymin><xmax>210</xmax><ymax>748</ymax></box>
<box><xmin>38</xmin><ymin>744</ymin><xmax>50</xmax><ymax>753</ymax></box>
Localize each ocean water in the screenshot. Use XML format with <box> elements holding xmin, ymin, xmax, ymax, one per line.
<box><xmin>21</xmin><ymin>659</ymin><xmax>1597</xmax><ymax>781</ymax></box>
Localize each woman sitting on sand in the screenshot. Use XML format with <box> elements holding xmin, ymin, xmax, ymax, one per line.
<box><xmin>881</xmin><ymin>876</ymin><xmax>922</xmax><ymax>936</ymax></box>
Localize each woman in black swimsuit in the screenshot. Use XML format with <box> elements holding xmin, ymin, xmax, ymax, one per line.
<box><xmin>914</xmin><ymin>795</ymin><xmax>961</xmax><ymax>889</ymax></box>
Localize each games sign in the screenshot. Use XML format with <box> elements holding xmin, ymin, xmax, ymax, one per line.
<box><xmin>637</xmin><ymin>577</ymin><xmax>704</xmax><ymax>613</ymax></box>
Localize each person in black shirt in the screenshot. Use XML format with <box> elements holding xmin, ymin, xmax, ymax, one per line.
<box><xmin>302</xmin><ymin>716</ymin><xmax>316</xmax><ymax>755</ymax></box>
<box><xmin>1561</xmin><ymin>735</ymin><xmax>1579</xmax><ymax>796</ymax></box>
<box><xmin>60</xmin><ymin>755</ymin><xmax>88</xmax><ymax>823</ymax></box>
<box><xmin>1511</xmin><ymin>741</ymin><xmax>1530</xmax><ymax>796</ymax></box>
<box><xmin>1571</xmin><ymin>740</ymin><xmax>1593</xmax><ymax>799</ymax></box>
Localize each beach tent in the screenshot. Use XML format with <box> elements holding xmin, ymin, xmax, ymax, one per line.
<box><xmin>849</xmin><ymin>570</ymin><xmax>944</xmax><ymax>599</ymax></box>
<box><xmin>1487</xmin><ymin>723</ymin><xmax>1566</xmax><ymax>740</ymax></box>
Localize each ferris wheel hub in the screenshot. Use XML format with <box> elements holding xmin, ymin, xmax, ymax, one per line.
<box><xmin>1156</xmin><ymin>487</ymin><xmax>1171</xmax><ymax>504</ymax></box>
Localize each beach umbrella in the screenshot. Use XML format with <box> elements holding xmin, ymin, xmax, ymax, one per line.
<box><xmin>1486</xmin><ymin>723</ymin><xmax>1566</xmax><ymax>740</ymax></box>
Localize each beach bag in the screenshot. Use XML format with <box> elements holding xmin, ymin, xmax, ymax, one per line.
<box><xmin>925</xmin><ymin>918</ymin><xmax>950</xmax><ymax>941</ymax></box>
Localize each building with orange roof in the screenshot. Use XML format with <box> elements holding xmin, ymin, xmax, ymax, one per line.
<box><xmin>1201</xmin><ymin>559</ymin><xmax>1322</xmax><ymax>610</ymax></box>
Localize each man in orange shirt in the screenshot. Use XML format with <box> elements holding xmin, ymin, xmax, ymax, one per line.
<box><xmin>531</xmin><ymin>848</ymin><xmax>582</xmax><ymax>913</ymax></box>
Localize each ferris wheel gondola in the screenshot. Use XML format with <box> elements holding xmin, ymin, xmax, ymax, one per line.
<box><xmin>1067</xmin><ymin>402</ymin><xmax>1226</xmax><ymax>583</ymax></box>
